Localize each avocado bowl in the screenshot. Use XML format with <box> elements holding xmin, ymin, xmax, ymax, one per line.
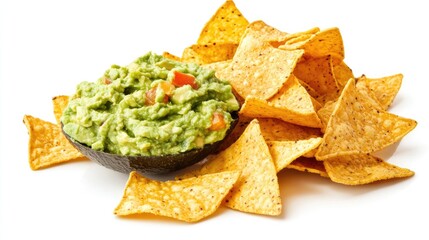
<box><xmin>61</xmin><ymin>114</ymin><xmax>238</xmax><ymax>174</ymax></box>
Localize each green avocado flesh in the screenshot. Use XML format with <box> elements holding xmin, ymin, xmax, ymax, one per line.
<box><xmin>61</xmin><ymin>52</ymin><xmax>239</xmax><ymax>156</ymax></box>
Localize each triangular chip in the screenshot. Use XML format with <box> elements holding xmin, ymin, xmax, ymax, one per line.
<box><xmin>287</xmin><ymin>157</ymin><xmax>328</xmax><ymax>178</ymax></box>
<box><xmin>294</xmin><ymin>55</ymin><xmax>340</xmax><ymax>104</ymax></box>
<box><xmin>258</xmin><ymin>118</ymin><xmax>323</xmax><ymax>171</ymax></box>
<box><xmin>356</xmin><ymin>74</ymin><xmax>403</xmax><ymax>110</ymax></box>
<box><xmin>244</xmin><ymin>20</ymin><xmax>289</xmax><ymax>46</ymax></box>
<box><xmin>302</xmin><ymin>27</ymin><xmax>344</xmax><ymax>60</ymax></box>
<box><xmin>221</xmin><ymin>25</ymin><xmax>304</xmax><ymax>99</ymax></box>
<box><xmin>23</xmin><ymin>115</ymin><xmax>86</xmax><ymax>170</ymax></box>
<box><xmin>332</xmin><ymin>59</ymin><xmax>354</xmax><ymax>88</ymax></box>
<box><xmin>114</xmin><ymin>171</ymin><xmax>240</xmax><ymax>222</ymax></box>
<box><xmin>239</xmin><ymin>75</ymin><xmax>322</xmax><ymax>128</ymax></box>
<box><xmin>178</xmin><ymin>119</ymin><xmax>281</xmax><ymax>216</ymax></box>
<box><xmin>181</xmin><ymin>43</ymin><xmax>238</xmax><ymax>65</ymax></box>
<box><xmin>323</xmin><ymin>154</ymin><xmax>414</xmax><ymax>185</ymax></box>
<box><xmin>52</xmin><ymin>95</ymin><xmax>69</xmax><ymax>125</ymax></box>
<box><xmin>315</xmin><ymin>79</ymin><xmax>417</xmax><ymax>160</ymax></box>
<box><xmin>197</xmin><ymin>0</ymin><xmax>249</xmax><ymax>44</ymax></box>
<box><xmin>162</xmin><ymin>51</ymin><xmax>181</xmax><ymax>62</ymax></box>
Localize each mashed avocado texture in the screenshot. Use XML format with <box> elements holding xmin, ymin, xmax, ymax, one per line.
<box><xmin>61</xmin><ymin>52</ymin><xmax>239</xmax><ymax>156</ymax></box>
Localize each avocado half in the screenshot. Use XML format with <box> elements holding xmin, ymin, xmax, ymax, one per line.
<box><xmin>62</xmin><ymin>113</ymin><xmax>238</xmax><ymax>174</ymax></box>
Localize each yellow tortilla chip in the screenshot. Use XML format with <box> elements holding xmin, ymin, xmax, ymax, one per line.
<box><xmin>332</xmin><ymin>59</ymin><xmax>354</xmax><ymax>88</ymax></box>
<box><xmin>114</xmin><ymin>171</ymin><xmax>240</xmax><ymax>222</ymax></box>
<box><xmin>302</xmin><ymin>27</ymin><xmax>344</xmax><ymax>60</ymax></box>
<box><xmin>23</xmin><ymin>115</ymin><xmax>86</xmax><ymax>170</ymax></box>
<box><xmin>316</xmin><ymin>100</ymin><xmax>337</xmax><ymax>132</ymax></box>
<box><xmin>258</xmin><ymin>118</ymin><xmax>323</xmax><ymax>171</ymax></box>
<box><xmin>162</xmin><ymin>51</ymin><xmax>181</xmax><ymax>62</ymax></box>
<box><xmin>244</xmin><ymin>20</ymin><xmax>289</xmax><ymax>47</ymax></box>
<box><xmin>294</xmin><ymin>55</ymin><xmax>340</xmax><ymax>104</ymax></box>
<box><xmin>278</xmin><ymin>27</ymin><xmax>320</xmax><ymax>49</ymax></box>
<box><xmin>324</xmin><ymin>154</ymin><xmax>414</xmax><ymax>185</ymax></box>
<box><xmin>182</xmin><ymin>43</ymin><xmax>238</xmax><ymax>65</ymax></box>
<box><xmin>356</xmin><ymin>74</ymin><xmax>403</xmax><ymax>110</ymax></box>
<box><xmin>287</xmin><ymin>157</ymin><xmax>328</xmax><ymax>177</ymax></box>
<box><xmin>315</xmin><ymin>79</ymin><xmax>417</xmax><ymax>160</ymax></box>
<box><xmin>197</xmin><ymin>0</ymin><xmax>249</xmax><ymax>44</ymax></box>
<box><xmin>222</xmin><ymin>25</ymin><xmax>304</xmax><ymax>99</ymax></box>
<box><xmin>178</xmin><ymin>119</ymin><xmax>281</xmax><ymax>216</ymax></box>
<box><xmin>52</xmin><ymin>95</ymin><xmax>69</xmax><ymax>125</ymax></box>
<box><xmin>239</xmin><ymin>75</ymin><xmax>322</xmax><ymax>128</ymax></box>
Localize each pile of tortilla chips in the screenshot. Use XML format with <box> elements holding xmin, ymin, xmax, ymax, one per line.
<box><xmin>24</xmin><ymin>0</ymin><xmax>417</xmax><ymax>222</ymax></box>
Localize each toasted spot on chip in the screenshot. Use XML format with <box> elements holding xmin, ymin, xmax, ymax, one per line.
<box><xmin>323</xmin><ymin>154</ymin><xmax>414</xmax><ymax>185</ymax></box>
<box><xmin>23</xmin><ymin>115</ymin><xmax>86</xmax><ymax>170</ymax></box>
<box><xmin>178</xmin><ymin>119</ymin><xmax>281</xmax><ymax>216</ymax></box>
<box><xmin>357</xmin><ymin>74</ymin><xmax>403</xmax><ymax>110</ymax></box>
<box><xmin>114</xmin><ymin>171</ymin><xmax>240</xmax><ymax>222</ymax></box>
<box><xmin>52</xmin><ymin>95</ymin><xmax>69</xmax><ymax>125</ymax></box>
<box><xmin>197</xmin><ymin>0</ymin><xmax>249</xmax><ymax>45</ymax></box>
<box><xmin>315</xmin><ymin>79</ymin><xmax>417</xmax><ymax>160</ymax></box>
<box><xmin>287</xmin><ymin>157</ymin><xmax>328</xmax><ymax>177</ymax></box>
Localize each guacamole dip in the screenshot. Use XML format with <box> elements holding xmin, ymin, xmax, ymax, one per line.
<box><xmin>61</xmin><ymin>52</ymin><xmax>240</xmax><ymax>156</ymax></box>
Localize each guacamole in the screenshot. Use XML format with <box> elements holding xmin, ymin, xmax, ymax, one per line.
<box><xmin>61</xmin><ymin>52</ymin><xmax>240</xmax><ymax>156</ymax></box>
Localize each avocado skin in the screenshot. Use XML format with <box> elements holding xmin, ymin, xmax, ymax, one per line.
<box><xmin>61</xmin><ymin>113</ymin><xmax>238</xmax><ymax>174</ymax></box>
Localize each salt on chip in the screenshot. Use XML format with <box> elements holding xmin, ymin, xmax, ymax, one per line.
<box><xmin>181</xmin><ymin>43</ymin><xmax>238</xmax><ymax>65</ymax></box>
<box><xmin>223</xmin><ymin>26</ymin><xmax>304</xmax><ymax>100</ymax></box>
<box><xmin>197</xmin><ymin>0</ymin><xmax>249</xmax><ymax>44</ymax></box>
<box><xmin>52</xmin><ymin>95</ymin><xmax>69</xmax><ymax>125</ymax></box>
<box><xmin>323</xmin><ymin>154</ymin><xmax>414</xmax><ymax>185</ymax></box>
<box><xmin>239</xmin><ymin>75</ymin><xmax>323</xmax><ymax>128</ymax></box>
<box><xmin>287</xmin><ymin>157</ymin><xmax>328</xmax><ymax>178</ymax></box>
<box><xmin>114</xmin><ymin>171</ymin><xmax>240</xmax><ymax>222</ymax></box>
<box><xmin>178</xmin><ymin>119</ymin><xmax>281</xmax><ymax>216</ymax></box>
<box><xmin>23</xmin><ymin>115</ymin><xmax>86</xmax><ymax>170</ymax></box>
<box><xmin>315</xmin><ymin>78</ymin><xmax>417</xmax><ymax>160</ymax></box>
<box><xmin>356</xmin><ymin>74</ymin><xmax>403</xmax><ymax>110</ymax></box>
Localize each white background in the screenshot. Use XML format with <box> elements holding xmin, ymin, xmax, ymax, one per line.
<box><xmin>1</xmin><ymin>0</ymin><xmax>428</xmax><ymax>239</ymax></box>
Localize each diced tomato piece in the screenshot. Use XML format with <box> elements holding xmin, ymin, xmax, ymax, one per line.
<box><xmin>209</xmin><ymin>112</ymin><xmax>226</xmax><ymax>131</ymax></box>
<box><xmin>172</xmin><ymin>71</ymin><xmax>198</xmax><ymax>89</ymax></box>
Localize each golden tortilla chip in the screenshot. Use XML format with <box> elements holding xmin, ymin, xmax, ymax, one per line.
<box><xmin>239</xmin><ymin>75</ymin><xmax>322</xmax><ymax>128</ymax></box>
<box><xmin>222</xmin><ymin>25</ymin><xmax>304</xmax><ymax>99</ymax></box>
<box><xmin>315</xmin><ymin>79</ymin><xmax>417</xmax><ymax>160</ymax></box>
<box><xmin>244</xmin><ymin>20</ymin><xmax>289</xmax><ymax>47</ymax></box>
<box><xmin>278</xmin><ymin>27</ymin><xmax>320</xmax><ymax>49</ymax></box>
<box><xmin>197</xmin><ymin>0</ymin><xmax>249</xmax><ymax>44</ymax></box>
<box><xmin>23</xmin><ymin>115</ymin><xmax>86</xmax><ymax>170</ymax></box>
<box><xmin>302</xmin><ymin>27</ymin><xmax>344</xmax><ymax>60</ymax></box>
<box><xmin>356</xmin><ymin>74</ymin><xmax>403</xmax><ymax>110</ymax></box>
<box><xmin>181</xmin><ymin>43</ymin><xmax>238</xmax><ymax>65</ymax></box>
<box><xmin>162</xmin><ymin>51</ymin><xmax>181</xmax><ymax>61</ymax></box>
<box><xmin>294</xmin><ymin>55</ymin><xmax>340</xmax><ymax>104</ymax></box>
<box><xmin>258</xmin><ymin>118</ymin><xmax>323</xmax><ymax>171</ymax></box>
<box><xmin>287</xmin><ymin>157</ymin><xmax>328</xmax><ymax>177</ymax></box>
<box><xmin>323</xmin><ymin>154</ymin><xmax>414</xmax><ymax>185</ymax></box>
<box><xmin>52</xmin><ymin>95</ymin><xmax>69</xmax><ymax>125</ymax></box>
<box><xmin>332</xmin><ymin>59</ymin><xmax>354</xmax><ymax>88</ymax></box>
<box><xmin>316</xmin><ymin>100</ymin><xmax>336</xmax><ymax>132</ymax></box>
<box><xmin>114</xmin><ymin>171</ymin><xmax>240</xmax><ymax>222</ymax></box>
<box><xmin>178</xmin><ymin>119</ymin><xmax>281</xmax><ymax>216</ymax></box>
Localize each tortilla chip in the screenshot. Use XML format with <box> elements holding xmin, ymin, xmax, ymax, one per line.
<box><xmin>287</xmin><ymin>157</ymin><xmax>328</xmax><ymax>177</ymax></box>
<box><xmin>294</xmin><ymin>55</ymin><xmax>340</xmax><ymax>104</ymax></box>
<box><xmin>356</xmin><ymin>74</ymin><xmax>403</xmax><ymax>110</ymax></box>
<box><xmin>52</xmin><ymin>95</ymin><xmax>69</xmax><ymax>125</ymax></box>
<box><xmin>324</xmin><ymin>154</ymin><xmax>414</xmax><ymax>185</ymax></box>
<box><xmin>302</xmin><ymin>27</ymin><xmax>344</xmax><ymax>60</ymax></box>
<box><xmin>332</xmin><ymin>59</ymin><xmax>354</xmax><ymax>88</ymax></box>
<box><xmin>182</xmin><ymin>43</ymin><xmax>238</xmax><ymax>65</ymax></box>
<box><xmin>223</xmin><ymin>26</ymin><xmax>304</xmax><ymax>99</ymax></box>
<box><xmin>278</xmin><ymin>27</ymin><xmax>320</xmax><ymax>49</ymax></box>
<box><xmin>23</xmin><ymin>115</ymin><xmax>86</xmax><ymax>170</ymax></box>
<box><xmin>239</xmin><ymin>75</ymin><xmax>322</xmax><ymax>128</ymax></box>
<box><xmin>315</xmin><ymin>79</ymin><xmax>417</xmax><ymax>160</ymax></box>
<box><xmin>178</xmin><ymin>119</ymin><xmax>281</xmax><ymax>216</ymax></box>
<box><xmin>197</xmin><ymin>0</ymin><xmax>249</xmax><ymax>44</ymax></box>
<box><xmin>244</xmin><ymin>20</ymin><xmax>289</xmax><ymax>47</ymax></box>
<box><xmin>162</xmin><ymin>52</ymin><xmax>181</xmax><ymax>62</ymax></box>
<box><xmin>114</xmin><ymin>171</ymin><xmax>240</xmax><ymax>222</ymax></box>
<box><xmin>316</xmin><ymin>100</ymin><xmax>337</xmax><ymax>132</ymax></box>
<box><xmin>258</xmin><ymin>118</ymin><xmax>322</xmax><ymax>171</ymax></box>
